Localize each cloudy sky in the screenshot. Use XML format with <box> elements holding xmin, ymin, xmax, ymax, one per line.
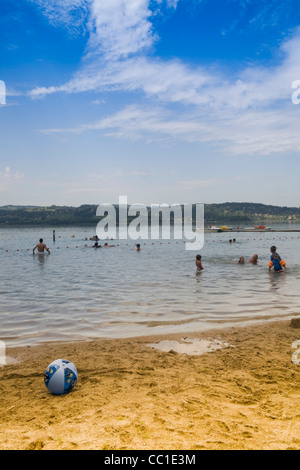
<box><xmin>1</xmin><ymin>0</ymin><xmax>300</xmax><ymax>206</ymax></box>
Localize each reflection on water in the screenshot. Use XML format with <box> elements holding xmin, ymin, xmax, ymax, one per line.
<box><xmin>268</xmin><ymin>271</ymin><xmax>287</xmax><ymax>291</ymax></box>
<box><xmin>0</xmin><ymin>226</ymin><xmax>299</xmax><ymax>346</ymax></box>
<box><xmin>34</xmin><ymin>252</ymin><xmax>50</xmax><ymax>270</ymax></box>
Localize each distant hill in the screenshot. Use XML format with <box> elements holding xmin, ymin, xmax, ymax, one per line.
<box><xmin>203</xmin><ymin>202</ymin><xmax>300</xmax><ymax>224</ymax></box>
<box><xmin>0</xmin><ymin>202</ymin><xmax>299</xmax><ymax>226</ymax></box>
<box><xmin>0</xmin><ymin>205</ymin><xmax>99</xmax><ymax>226</ymax></box>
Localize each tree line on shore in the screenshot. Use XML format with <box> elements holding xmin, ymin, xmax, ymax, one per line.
<box><xmin>0</xmin><ymin>202</ymin><xmax>299</xmax><ymax>227</ymax></box>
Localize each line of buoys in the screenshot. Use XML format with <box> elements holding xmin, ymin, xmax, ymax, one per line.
<box><xmin>2</xmin><ymin>235</ymin><xmax>299</xmax><ymax>252</ymax></box>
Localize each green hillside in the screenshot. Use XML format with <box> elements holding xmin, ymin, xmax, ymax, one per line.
<box><xmin>0</xmin><ymin>202</ymin><xmax>299</xmax><ymax>226</ymax></box>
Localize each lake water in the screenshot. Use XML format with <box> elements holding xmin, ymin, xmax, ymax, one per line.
<box><xmin>0</xmin><ymin>225</ymin><xmax>299</xmax><ymax>347</ymax></box>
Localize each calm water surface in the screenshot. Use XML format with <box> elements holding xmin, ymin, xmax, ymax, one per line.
<box><xmin>0</xmin><ymin>225</ymin><xmax>299</xmax><ymax>346</ymax></box>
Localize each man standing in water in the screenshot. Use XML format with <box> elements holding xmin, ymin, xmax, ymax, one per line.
<box><xmin>33</xmin><ymin>239</ymin><xmax>50</xmax><ymax>255</ymax></box>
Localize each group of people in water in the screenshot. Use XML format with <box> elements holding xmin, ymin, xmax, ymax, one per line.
<box><xmin>196</xmin><ymin>245</ymin><xmax>287</xmax><ymax>273</ymax></box>
<box><xmin>88</xmin><ymin>235</ymin><xmax>115</xmax><ymax>249</ymax></box>
<box><xmin>32</xmin><ymin>237</ymin><xmax>141</xmax><ymax>254</ymax></box>
<box><xmin>33</xmin><ymin>237</ymin><xmax>287</xmax><ymax>274</ymax></box>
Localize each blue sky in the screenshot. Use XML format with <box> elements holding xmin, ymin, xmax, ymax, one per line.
<box><xmin>1</xmin><ymin>0</ymin><xmax>300</xmax><ymax>206</ymax></box>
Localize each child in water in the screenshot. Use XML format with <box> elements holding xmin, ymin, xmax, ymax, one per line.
<box><xmin>270</xmin><ymin>245</ymin><xmax>279</xmax><ymax>260</ymax></box>
<box><xmin>269</xmin><ymin>246</ymin><xmax>287</xmax><ymax>272</ymax></box>
<box><xmin>196</xmin><ymin>254</ymin><xmax>204</xmax><ymax>272</ymax></box>
<box><xmin>238</xmin><ymin>256</ymin><xmax>245</xmax><ymax>264</ymax></box>
<box><xmin>269</xmin><ymin>246</ymin><xmax>285</xmax><ymax>265</ymax></box>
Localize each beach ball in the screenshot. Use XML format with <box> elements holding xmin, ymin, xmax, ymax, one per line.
<box><xmin>44</xmin><ymin>359</ymin><xmax>78</xmax><ymax>395</ymax></box>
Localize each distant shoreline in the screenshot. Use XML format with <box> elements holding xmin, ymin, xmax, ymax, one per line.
<box><xmin>0</xmin><ymin>220</ymin><xmax>299</xmax><ymax>229</ymax></box>
<box><xmin>0</xmin><ymin>202</ymin><xmax>300</xmax><ymax>227</ymax></box>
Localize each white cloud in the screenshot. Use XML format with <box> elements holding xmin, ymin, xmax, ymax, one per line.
<box><xmin>0</xmin><ymin>167</ymin><xmax>25</xmax><ymax>192</ymax></box>
<box><xmin>30</xmin><ymin>0</ymin><xmax>167</xmax><ymax>53</ymax></box>
<box><xmin>41</xmin><ymin>95</ymin><xmax>300</xmax><ymax>156</ymax></box>
<box><xmin>0</xmin><ymin>167</ymin><xmax>24</xmax><ymax>180</ymax></box>
<box><xmin>30</xmin><ymin>0</ymin><xmax>90</xmax><ymax>34</ymax></box>
<box><xmin>29</xmin><ymin>1</ymin><xmax>300</xmax><ymax>156</ymax></box>
<box><xmin>88</xmin><ymin>0</ymin><xmax>157</xmax><ymax>59</ymax></box>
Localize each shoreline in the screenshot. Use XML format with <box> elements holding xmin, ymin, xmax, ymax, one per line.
<box><xmin>3</xmin><ymin>313</ymin><xmax>300</xmax><ymax>350</ymax></box>
<box><xmin>0</xmin><ymin>320</ymin><xmax>299</xmax><ymax>450</ymax></box>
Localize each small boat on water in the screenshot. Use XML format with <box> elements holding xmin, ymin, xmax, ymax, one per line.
<box><xmin>195</xmin><ymin>225</ymin><xmax>300</xmax><ymax>233</ymax></box>
<box><xmin>197</xmin><ymin>224</ymin><xmax>272</xmax><ymax>233</ymax></box>
<box><xmin>240</xmin><ymin>225</ymin><xmax>272</xmax><ymax>232</ymax></box>
<box><xmin>201</xmin><ymin>225</ymin><xmax>233</xmax><ymax>233</ymax></box>
<box><xmin>254</xmin><ymin>225</ymin><xmax>272</xmax><ymax>230</ymax></box>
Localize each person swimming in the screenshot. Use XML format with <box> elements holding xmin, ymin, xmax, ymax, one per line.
<box><xmin>93</xmin><ymin>242</ymin><xmax>102</xmax><ymax>249</ymax></box>
<box><xmin>249</xmin><ymin>254</ymin><xmax>258</xmax><ymax>264</ymax></box>
<box><xmin>238</xmin><ymin>256</ymin><xmax>245</xmax><ymax>264</ymax></box>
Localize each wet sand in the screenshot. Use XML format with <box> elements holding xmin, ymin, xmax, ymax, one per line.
<box><xmin>0</xmin><ymin>320</ymin><xmax>299</xmax><ymax>450</ymax></box>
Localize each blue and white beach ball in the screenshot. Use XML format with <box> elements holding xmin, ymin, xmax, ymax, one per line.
<box><xmin>44</xmin><ymin>359</ymin><xmax>78</xmax><ymax>395</ymax></box>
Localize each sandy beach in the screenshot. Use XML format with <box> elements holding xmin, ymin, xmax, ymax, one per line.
<box><xmin>0</xmin><ymin>320</ymin><xmax>299</xmax><ymax>450</ymax></box>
